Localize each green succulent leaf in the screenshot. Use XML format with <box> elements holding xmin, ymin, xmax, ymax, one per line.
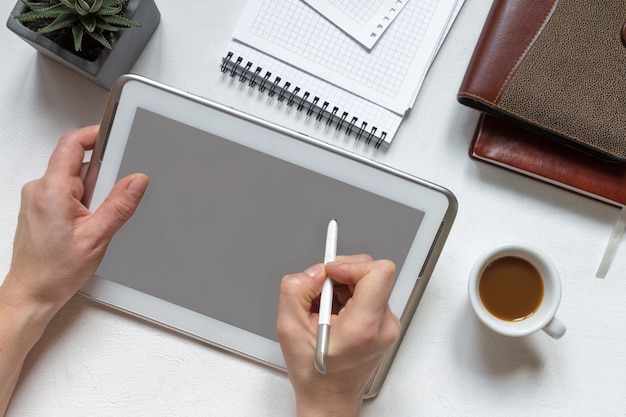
<box><xmin>86</xmin><ymin>29</ymin><xmax>111</xmax><ymax>49</ymax></box>
<box><xmin>95</xmin><ymin>20</ymin><xmax>123</xmax><ymax>31</ymax></box>
<box><xmin>36</xmin><ymin>13</ymin><xmax>76</xmax><ymax>34</ymax></box>
<box><xmin>12</xmin><ymin>3</ymin><xmax>66</xmax><ymax>21</ymax></box>
<box><xmin>79</xmin><ymin>13</ymin><xmax>96</xmax><ymax>32</ymax></box>
<box><xmin>75</xmin><ymin>1</ymin><xmax>90</xmax><ymax>15</ymax></box>
<box><xmin>89</xmin><ymin>0</ymin><xmax>104</xmax><ymax>13</ymax></box>
<box><xmin>72</xmin><ymin>21</ymin><xmax>84</xmax><ymax>50</ymax></box>
<box><xmin>101</xmin><ymin>14</ymin><xmax>142</xmax><ymax>28</ymax></box>
<box><xmin>98</xmin><ymin>3</ymin><xmax>123</xmax><ymax>16</ymax></box>
<box><xmin>75</xmin><ymin>0</ymin><xmax>103</xmax><ymax>15</ymax></box>
<box><xmin>102</xmin><ymin>0</ymin><xmax>124</xmax><ymax>6</ymax></box>
<box><xmin>58</xmin><ymin>0</ymin><xmax>75</xmax><ymax>9</ymax></box>
<box><xmin>19</xmin><ymin>1</ymin><xmax>55</xmax><ymax>12</ymax></box>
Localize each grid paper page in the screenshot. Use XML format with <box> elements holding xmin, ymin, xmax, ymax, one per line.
<box><xmin>224</xmin><ymin>41</ymin><xmax>402</xmax><ymax>146</ymax></box>
<box><xmin>303</xmin><ymin>0</ymin><xmax>410</xmax><ymax>49</ymax></box>
<box><xmin>234</xmin><ymin>0</ymin><xmax>460</xmax><ymax>115</ymax></box>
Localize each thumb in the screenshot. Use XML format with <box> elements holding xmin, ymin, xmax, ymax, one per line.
<box><xmin>92</xmin><ymin>173</ymin><xmax>149</xmax><ymax>240</ymax></box>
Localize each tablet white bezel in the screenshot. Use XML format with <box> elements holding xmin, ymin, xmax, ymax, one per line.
<box><xmin>81</xmin><ymin>75</ymin><xmax>456</xmax><ymax>394</ymax></box>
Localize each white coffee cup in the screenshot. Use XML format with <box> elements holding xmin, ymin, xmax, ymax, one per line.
<box><xmin>468</xmin><ymin>243</ymin><xmax>566</xmax><ymax>339</ymax></box>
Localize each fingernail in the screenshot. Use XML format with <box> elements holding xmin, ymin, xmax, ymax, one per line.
<box><xmin>126</xmin><ymin>175</ymin><xmax>148</xmax><ymax>199</ymax></box>
<box><xmin>304</xmin><ymin>263</ymin><xmax>324</xmax><ymax>277</ymax></box>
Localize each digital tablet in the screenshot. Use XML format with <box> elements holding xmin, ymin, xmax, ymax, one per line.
<box><xmin>81</xmin><ymin>75</ymin><xmax>457</xmax><ymax>398</ymax></box>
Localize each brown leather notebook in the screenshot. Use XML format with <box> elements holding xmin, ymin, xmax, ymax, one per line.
<box><xmin>458</xmin><ymin>0</ymin><xmax>626</xmax><ymax>162</ymax></box>
<box><xmin>470</xmin><ymin>114</ymin><xmax>626</xmax><ymax>207</ymax></box>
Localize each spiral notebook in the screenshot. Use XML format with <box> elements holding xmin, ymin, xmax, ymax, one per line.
<box><xmin>221</xmin><ymin>0</ymin><xmax>464</xmax><ymax>148</ymax></box>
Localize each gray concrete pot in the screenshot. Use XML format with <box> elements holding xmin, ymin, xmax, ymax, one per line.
<box><xmin>6</xmin><ymin>0</ymin><xmax>160</xmax><ymax>89</ymax></box>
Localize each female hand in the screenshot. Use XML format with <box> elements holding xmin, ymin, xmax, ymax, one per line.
<box><xmin>276</xmin><ymin>254</ymin><xmax>400</xmax><ymax>417</ymax></box>
<box><xmin>0</xmin><ymin>125</ymin><xmax>149</xmax><ymax>414</ymax></box>
<box><xmin>2</xmin><ymin>125</ymin><xmax>149</xmax><ymax>320</ymax></box>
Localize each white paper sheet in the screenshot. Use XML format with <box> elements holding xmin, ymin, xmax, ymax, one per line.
<box><xmin>302</xmin><ymin>0</ymin><xmax>410</xmax><ymax>49</ymax></box>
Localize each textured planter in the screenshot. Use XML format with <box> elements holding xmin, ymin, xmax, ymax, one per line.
<box><xmin>7</xmin><ymin>0</ymin><xmax>160</xmax><ymax>89</ymax></box>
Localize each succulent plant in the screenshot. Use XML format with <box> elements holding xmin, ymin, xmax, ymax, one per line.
<box><xmin>11</xmin><ymin>0</ymin><xmax>143</xmax><ymax>52</ymax></box>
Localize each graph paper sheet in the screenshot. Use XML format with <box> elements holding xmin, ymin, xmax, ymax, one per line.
<box><xmin>233</xmin><ymin>0</ymin><xmax>461</xmax><ymax>115</ymax></box>
<box><xmin>302</xmin><ymin>0</ymin><xmax>410</xmax><ymax>49</ymax></box>
<box><xmin>225</xmin><ymin>40</ymin><xmax>403</xmax><ymax>146</ymax></box>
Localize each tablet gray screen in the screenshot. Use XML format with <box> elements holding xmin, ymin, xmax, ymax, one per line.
<box><xmin>96</xmin><ymin>108</ymin><xmax>423</xmax><ymax>341</ymax></box>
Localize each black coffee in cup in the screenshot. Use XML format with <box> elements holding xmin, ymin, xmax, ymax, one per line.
<box><xmin>478</xmin><ymin>256</ymin><xmax>544</xmax><ymax>322</ymax></box>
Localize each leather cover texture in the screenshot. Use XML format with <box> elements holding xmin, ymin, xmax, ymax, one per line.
<box><xmin>470</xmin><ymin>114</ymin><xmax>626</xmax><ymax>207</ymax></box>
<box><xmin>458</xmin><ymin>0</ymin><xmax>626</xmax><ymax>161</ymax></box>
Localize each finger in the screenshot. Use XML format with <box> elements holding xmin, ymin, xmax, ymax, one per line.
<box><xmin>335</xmin><ymin>253</ymin><xmax>373</xmax><ymax>264</ymax></box>
<box><xmin>45</xmin><ymin>126</ymin><xmax>99</xmax><ymax>181</ymax></box>
<box><xmin>333</xmin><ymin>284</ymin><xmax>353</xmax><ymax>307</ymax></box>
<box><xmin>325</xmin><ymin>259</ymin><xmax>396</xmax><ymax>316</ymax></box>
<box><xmin>90</xmin><ymin>173</ymin><xmax>149</xmax><ymax>241</ymax></box>
<box><xmin>276</xmin><ymin>263</ymin><xmax>326</xmax><ymax>339</ymax></box>
<box><xmin>79</xmin><ymin>162</ymin><xmax>90</xmax><ymax>182</ymax></box>
<box><xmin>278</xmin><ymin>263</ymin><xmax>326</xmax><ymax>315</ymax></box>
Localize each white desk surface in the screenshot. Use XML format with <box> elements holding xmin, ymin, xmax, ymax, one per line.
<box><xmin>2</xmin><ymin>1</ymin><xmax>625</xmax><ymax>416</ymax></box>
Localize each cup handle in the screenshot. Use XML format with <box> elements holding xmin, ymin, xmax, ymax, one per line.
<box><xmin>542</xmin><ymin>316</ymin><xmax>566</xmax><ymax>339</ymax></box>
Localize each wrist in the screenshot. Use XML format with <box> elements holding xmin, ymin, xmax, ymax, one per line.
<box><xmin>289</xmin><ymin>365</ymin><xmax>372</xmax><ymax>417</ymax></box>
<box><xmin>0</xmin><ymin>273</ymin><xmax>60</xmax><ymax>347</ymax></box>
<box><xmin>296</xmin><ymin>403</ymin><xmax>362</xmax><ymax>417</ymax></box>
<box><xmin>294</xmin><ymin>392</ymin><xmax>362</xmax><ymax>417</ymax></box>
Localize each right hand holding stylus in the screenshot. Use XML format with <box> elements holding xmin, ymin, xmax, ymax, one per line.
<box><xmin>276</xmin><ymin>254</ymin><xmax>400</xmax><ymax>417</ymax></box>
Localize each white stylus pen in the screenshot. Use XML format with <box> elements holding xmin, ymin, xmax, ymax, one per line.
<box><xmin>315</xmin><ymin>218</ymin><xmax>338</xmax><ymax>374</ymax></box>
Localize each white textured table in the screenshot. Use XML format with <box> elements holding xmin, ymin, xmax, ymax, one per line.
<box><xmin>2</xmin><ymin>1</ymin><xmax>625</xmax><ymax>415</ymax></box>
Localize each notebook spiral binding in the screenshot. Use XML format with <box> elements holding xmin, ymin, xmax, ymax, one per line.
<box><xmin>221</xmin><ymin>52</ymin><xmax>387</xmax><ymax>148</ymax></box>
